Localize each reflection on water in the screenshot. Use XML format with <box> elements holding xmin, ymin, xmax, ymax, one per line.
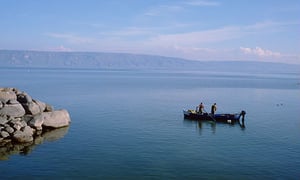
<box><xmin>183</xmin><ymin>119</ymin><xmax>245</xmax><ymax>135</ymax></box>
<box><xmin>0</xmin><ymin>127</ymin><xmax>69</xmax><ymax>160</ymax></box>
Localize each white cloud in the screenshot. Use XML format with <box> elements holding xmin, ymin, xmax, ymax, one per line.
<box><xmin>48</xmin><ymin>45</ymin><xmax>72</xmax><ymax>52</ymax></box>
<box><xmin>240</xmin><ymin>47</ymin><xmax>281</xmax><ymax>57</ymax></box>
<box><xmin>98</xmin><ymin>21</ymin><xmax>288</xmax><ymax>49</ymax></box>
<box><xmin>86</xmin><ymin>21</ymin><xmax>299</xmax><ymax>63</ymax></box>
<box><xmin>154</xmin><ymin>46</ymin><xmax>300</xmax><ymax>64</ymax></box>
<box><xmin>146</xmin><ymin>26</ymin><xmax>242</xmax><ymax>47</ymax></box>
<box><xmin>238</xmin><ymin>47</ymin><xmax>300</xmax><ymax>63</ymax></box>
<box><xmin>42</xmin><ymin>21</ymin><xmax>299</xmax><ymax>64</ymax></box>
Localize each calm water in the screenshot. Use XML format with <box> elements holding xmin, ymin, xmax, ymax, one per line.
<box><xmin>1</xmin><ymin>68</ymin><xmax>300</xmax><ymax>179</ymax></box>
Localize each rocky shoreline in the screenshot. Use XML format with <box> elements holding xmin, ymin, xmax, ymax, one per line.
<box><xmin>0</xmin><ymin>87</ymin><xmax>71</xmax><ymax>144</ymax></box>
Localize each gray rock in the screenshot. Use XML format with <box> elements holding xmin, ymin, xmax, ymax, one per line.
<box><xmin>0</xmin><ymin>101</ymin><xmax>3</xmax><ymax>108</ymax></box>
<box><xmin>28</xmin><ymin>114</ymin><xmax>44</xmax><ymax>131</ymax></box>
<box><xmin>34</xmin><ymin>100</ymin><xmax>46</xmax><ymax>112</ymax></box>
<box><xmin>22</xmin><ymin>101</ymin><xmax>41</xmax><ymax>115</ymax></box>
<box><xmin>1</xmin><ymin>131</ymin><xmax>10</xmax><ymax>138</ymax></box>
<box><xmin>9</xmin><ymin>117</ymin><xmax>22</xmax><ymax>123</ymax></box>
<box><xmin>22</xmin><ymin>115</ymin><xmax>33</xmax><ymax>124</ymax></box>
<box><xmin>22</xmin><ymin>125</ymin><xmax>34</xmax><ymax>135</ymax></box>
<box><xmin>13</xmin><ymin>126</ymin><xmax>34</xmax><ymax>143</ymax></box>
<box><xmin>5</xmin><ymin>126</ymin><xmax>14</xmax><ymax>134</ymax></box>
<box><xmin>17</xmin><ymin>93</ymin><xmax>32</xmax><ymax>104</ymax></box>
<box><xmin>0</xmin><ymin>90</ymin><xmax>17</xmax><ymax>103</ymax></box>
<box><xmin>42</xmin><ymin>109</ymin><xmax>71</xmax><ymax>128</ymax></box>
<box><xmin>7</xmin><ymin>99</ymin><xmax>19</xmax><ymax>104</ymax></box>
<box><xmin>45</xmin><ymin>104</ymin><xmax>53</xmax><ymax>112</ymax></box>
<box><xmin>1</xmin><ymin>87</ymin><xmax>17</xmax><ymax>92</ymax></box>
<box><xmin>20</xmin><ymin>120</ymin><xmax>27</xmax><ymax>128</ymax></box>
<box><xmin>11</xmin><ymin>120</ymin><xmax>26</xmax><ymax>131</ymax></box>
<box><xmin>0</xmin><ymin>103</ymin><xmax>26</xmax><ymax>117</ymax></box>
<box><xmin>0</xmin><ymin>115</ymin><xmax>8</xmax><ymax>125</ymax></box>
<box><xmin>13</xmin><ymin>131</ymin><xmax>33</xmax><ymax>143</ymax></box>
<box><xmin>14</xmin><ymin>89</ymin><xmax>23</xmax><ymax>95</ymax></box>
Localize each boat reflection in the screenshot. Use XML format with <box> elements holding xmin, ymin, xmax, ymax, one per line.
<box><xmin>183</xmin><ymin>118</ymin><xmax>245</xmax><ymax>135</ymax></box>
<box><xmin>0</xmin><ymin>127</ymin><xmax>69</xmax><ymax>160</ymax></box>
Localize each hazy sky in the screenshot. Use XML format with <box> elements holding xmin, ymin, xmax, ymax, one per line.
<box><xmin>1</xmin><ymin>0</ymin><xmax>299</xmax><ymax>64</ymax></box>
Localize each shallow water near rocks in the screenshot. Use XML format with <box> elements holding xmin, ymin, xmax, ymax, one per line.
<box><xmin>1</xmin><ymin>68</ymin><xmax>299</xmax><ymax>179</ymax></box>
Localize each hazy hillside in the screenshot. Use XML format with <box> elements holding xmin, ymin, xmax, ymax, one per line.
<box><xmin>0</xmin><ymin>50</ymin><xmax>299</xmax><ymax>73</ymax></box>
<box><xmin>0</xmin><ymin>50</ymin><xmax>199</xmax><ymax>69</ymax></box>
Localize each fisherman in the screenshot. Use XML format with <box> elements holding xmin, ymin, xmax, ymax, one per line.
<box><xmin>211</xmin><ymin>103</ymin><xmax>217</xmax><ymax>115</ymax></box>
<box><xmin>198</xmin><ymin>102</ymin><xmax>204</xmax><ymax>114</ymax></box>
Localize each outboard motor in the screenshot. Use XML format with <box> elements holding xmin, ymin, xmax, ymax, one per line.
<box><xmin>239</xmin><ymin>110</ymin><xmax>246</xmax><ymax>126</ymax></box>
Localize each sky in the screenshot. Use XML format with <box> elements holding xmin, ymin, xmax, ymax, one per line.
<box><xmin>0</xmin><ymin>0</ymin><xmax>299</xmax><ymax>64</ymax></box>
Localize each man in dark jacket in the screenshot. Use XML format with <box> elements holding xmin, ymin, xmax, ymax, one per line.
<box><xmin>211</xmin><ymin>103</ymin><xmax>217</xmax><ymax>115</ymax></box>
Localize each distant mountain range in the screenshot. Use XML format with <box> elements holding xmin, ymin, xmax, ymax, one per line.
<box><xmin>0</xmin><ymin>50</ymin><xmax>299</xmax><ymax>73</ymax></box>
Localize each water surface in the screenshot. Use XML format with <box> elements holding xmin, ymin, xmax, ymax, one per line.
<box><xmin>1</xmin><ymin>68</ymin><xmax>299</xmax><ymax>179</ymax></box>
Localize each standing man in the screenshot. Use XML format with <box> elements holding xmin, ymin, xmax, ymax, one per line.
<box><xmin>199</xmin><ymin>102</ymin><xmax>204</xmax><ymax>114</ymax></box>
<box><xmin>211</xmin><ymin>103</ymin><xmax>217</xmax><ymax>115</ymax></box>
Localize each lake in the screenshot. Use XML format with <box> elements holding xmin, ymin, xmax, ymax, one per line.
<box><xmin>1</xmin><ymin>68</ymin><xmax>299</xmax><ymax>179</ymax></box>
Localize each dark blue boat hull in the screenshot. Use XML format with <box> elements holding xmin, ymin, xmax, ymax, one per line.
<box><xmin>183</xmin><ymin>110</ymin><xmax>245</xmax><ymax>123</ymax></box>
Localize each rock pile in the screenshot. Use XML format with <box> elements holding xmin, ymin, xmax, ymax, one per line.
<box><xmin>0</xmin><ymin>87</ymin><xmax>71</xmax><ymax>143</ymax></box>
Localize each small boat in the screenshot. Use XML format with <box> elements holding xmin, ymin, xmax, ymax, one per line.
<box><xmin>183</xmin><ymin>109</ymin><xmax>246</xmax><ymax>123</ymax></box>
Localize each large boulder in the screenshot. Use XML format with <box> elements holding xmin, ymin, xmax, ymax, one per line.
<box><xmin>42</xmin><ymin>109</ymin><xmax>71</xmax><ymax>128</ymax></box>
<box><xmin>16</xmin><ymin>93</ymin><xmax>32</xmax><ymax>104</ymax></box>
<box><xmin>29</xmin><ymin>109</ymin><xmax>71</xmax><ymax>129</ymax></box>
<box><xmin>0</xmin><ymin>103</ymin><xmax>26</xmax><ymax>117</ymax></box>
<box><xmin>21</xmin><ymin>99</ymin><xmax>47</xmax><ymax>115</ymax></box>
<box><xmin>22</xmin><ymin>101</ymin><xmax>40</xmax><ymax>115</ymax></box>
<box><xmin>28</xmin><ymin>114</ymin><xmax>44</xmax><ymax>131</ymax></box>
<box><xmin>0</xmin><ymin>90</ymin><xmax>17</xmax><ymax>103</ymax></box>
<box><xmin>12</xmin><ymin>126</ymin><xmax>34</xmax><ymax>143</ymax></box>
